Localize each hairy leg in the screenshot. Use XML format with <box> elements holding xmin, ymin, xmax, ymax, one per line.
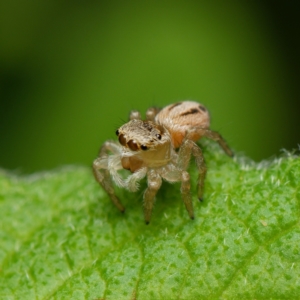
<box><xmin>98</xmin><ymin>141</ymin><xmax>126</xmax><ymax>187</ymax></box>
<box><xmin>93</xmin><ymin>158</ymin><xmax>125</xmax><ymax>212</ymax></box>
<box><xmin>181</xmin><ymin>171</ymin><xmax>194</xmax><ymax>219</ymax></box>
<box><xmin>146</xmin><ymin>106</ymin><xmax>160</xmax><ymax>121</ymax></box>
<box><xmin>99</xmin><ymin>140</ymin><xmax>121</xmax><ymax>156</ymax></box>
<box><xmin>161</xmin><ymin>165</ymin><xmax>194</xmax><ymax>219</ymax></box>
<box><xmin>191</xmin><ymin>127</ymin><xmax>234</xmax><ymax>157</ymax></box>
<box><xmin>178</xmin><ymin>139</ymin><xmax>207</xmax><ymax>201</ymax></box>
<box><xmin>143</xmin><ymin>170</ymin><xmax>162</xmax><ymax>224</ymax></box>
<box><xmin>93</xmin><ymin>141</ymin><xmax>125</xmax><ymax>212</ymax></box>
<box><xmin>129</xmin><ymin>110</ymin><xmax>142</xmax><ymax>120</ymax></box>
<box><xmin>203</xmin><ymin>129</ymin><xmax>233</xmax><ymax>157</ymax></box>
<box><xmin>129</xmin><ymin>106</ymin><xmax>160</xmax><ymax>121</ymax></box>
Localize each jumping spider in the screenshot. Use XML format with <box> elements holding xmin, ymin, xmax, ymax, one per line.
<box><xmin>93</xmin><ymin>101</ymin><xmax>233</xmax><ymax>224</ymax></box>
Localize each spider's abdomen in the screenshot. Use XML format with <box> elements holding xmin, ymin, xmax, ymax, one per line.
<box><xmin>155</xmin><ymin>101</ymin><xmax>210</xmax><ymax>148</ymax></box>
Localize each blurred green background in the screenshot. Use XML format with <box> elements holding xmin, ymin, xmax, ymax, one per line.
<box><xmin>0</xmin><ymin>1</ymin><xmax>299</xmax><ymax>173</ymax></box>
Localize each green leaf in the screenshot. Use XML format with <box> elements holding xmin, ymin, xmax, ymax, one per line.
<box><xmin>0</xmin><ymin>142</ymin><xmax>299</xmax><ymax>299</ymax></box>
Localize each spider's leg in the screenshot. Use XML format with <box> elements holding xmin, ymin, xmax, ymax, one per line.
<box><xmin>93</xmin><ymin>160</ymin><xmax>125</xmax><ymax>212</ymax></box>
<box><xmin>178</xmin><ymin>139</ymin><xmax>206</xmax><ymax>202</ymax></box>
<box><xmin>99</xmin><ymin>140</ymin><xmax>121</xmax><ymax>156</ymax></box>
<box><xmin>143</xmin><ymin>170</ymin><xmax>162</xmax><ymax>224</ymax></box>
<box><xmin>146</xmin><ymin>106</ymin><xmax>160</xmax><ymax>121</ymax></box>
<box><xmin>192</xmin><ymin>144</ymin><xmax>206</xmax><ymax>201</ymax></box>
<box><xmin>181</xmin><ymin>170</ymin><xmax>195</xmax><ymax>219</ymax></box>
<box><xmin>129</xmin><ymin>110</ymin><xmax>142</xmax><ymax>120</ymax></box>
<box><xmin>93</xmin><ymin>141</ymin><xmax>125</xmax><ymax>212</ymax></box>
<box><xmin>198</xmin><ymin>128</ymin><xmax>234</xmax><ymax>157</ymax></box>
<box><xmin>93</xmin><ymin>158</ymin><xmax>125</xmax><ymax>212</ymax></box>
<box><xmin>161</xmin><ymin>166</ymin><xmax>195</xmax><ymax>219</ymax></box>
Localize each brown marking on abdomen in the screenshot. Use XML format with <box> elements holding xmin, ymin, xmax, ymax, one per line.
<box><xmin>168</xmin><ymin>102</ymin><xmax>182</xmax><ymax>111</ymax></box>
<box><xmin>180</xmin><ymin>108</ymin><xmax>200</xmax><ymax>116</ymax></box>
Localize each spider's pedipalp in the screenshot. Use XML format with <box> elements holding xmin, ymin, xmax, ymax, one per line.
<box><xmin>125</xmin><ymin>167</ymin><xmax>147</xmax><ymax>192</ymax></box>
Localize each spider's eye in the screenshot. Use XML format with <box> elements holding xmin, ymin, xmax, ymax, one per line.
<box><xmin>141</xmin><ymin>145</ymin><xmax>148</xmax><ymax>150</ymax></box>
<box><xmin>115</xmin><ymin>129</ymin><xmax>119</xmax><ymax>136</ymax></box>
<box><xmin>128</xmin><ymin>140</ymin><xmax>139</xmax><ymax>151</ymax></box>
<box><xmin>118</xmin><ymin>134</ymin><xmax>126</xmax><ymax>146</ymax></box>
<box><xmin>156</xmin><ymin>134</ymin><xmax>162</xmax><ymax>140</ymax></box>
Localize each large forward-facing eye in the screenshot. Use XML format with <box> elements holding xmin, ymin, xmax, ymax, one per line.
<box><xmin>118</xmin><ymin>134</ymin><xmax>126</xmax><ymax>146</ymax></box>
<box><xmin>128</xmin><ymin>140</ymin><xmax>139</xmax><ymax>151</ymax></box>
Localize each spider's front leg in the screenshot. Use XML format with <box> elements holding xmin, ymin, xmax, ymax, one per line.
<box><xmin>98</xmin><ymin>140</ymin><xmax>121</xmax><ymax>156</ymax></box>
<box><xmin>93</xmin><ymin>140</ymin><xmax>125</xmax><ymax>213</ymax></box>
<box><xmin>178</xmin><ymin>138</ymin><xmax>207</xmax><ymax>202</ymax></box>
<box><xmin>143</xmin><ymin>170</ymin><xmax>162</xmax><ymax>224</ymax></box>
<box><xmin>129</xmin><ymin>106</ymin><xmax>160</xmax><ymax>121</ymax></box>
<box><xmin>146</xmin><ymin>106</ymin><xmax>160</xmax><ymax>121</ymax></box>
<box><xmin>129</xmin><ymin>110</ymin><xmax>142</xmax><ymax>120</ymax></box>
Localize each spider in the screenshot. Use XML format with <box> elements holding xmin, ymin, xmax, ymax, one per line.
<box><xmin>93</xmin><ymin>101</ymin><xmax>233</xmax><ymax>224</ymax></box>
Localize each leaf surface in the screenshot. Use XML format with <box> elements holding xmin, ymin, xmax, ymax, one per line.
<box><xmin>0</xmin><ymin>142</ymin><xmax>299</xmax><ymax>299</ymax></box>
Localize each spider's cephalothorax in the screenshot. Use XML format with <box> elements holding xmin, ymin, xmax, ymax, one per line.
<box><xmin>93</xmin><ymin>101</ymin><xmax>233</xmax><ymax>224</ymax></box>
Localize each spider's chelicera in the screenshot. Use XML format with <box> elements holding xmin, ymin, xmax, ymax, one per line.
<box><xmin>93</xmin><ymin>101</ymin><xmax>233</xmax><ymax>224</ymax></box>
